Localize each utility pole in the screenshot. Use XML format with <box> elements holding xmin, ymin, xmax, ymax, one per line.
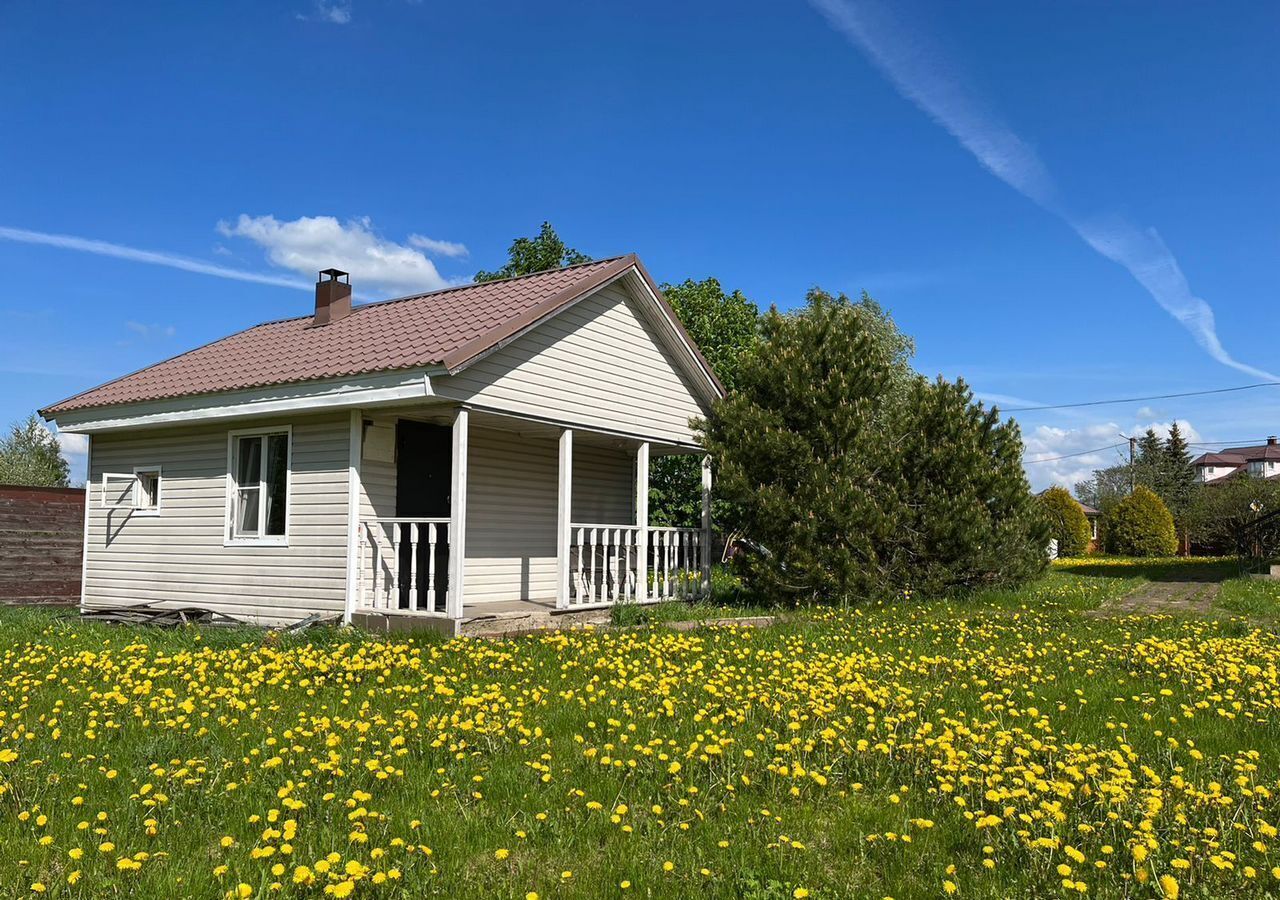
<box><xmin>1128</xmin><ymin>436</ymin><xmax>1138</xmax><ymax>493</ymax></box>
<box><xmin>1120</xmin><ymin>433</ymin><xmax>1138</xmax><ymax>494</ymax></box>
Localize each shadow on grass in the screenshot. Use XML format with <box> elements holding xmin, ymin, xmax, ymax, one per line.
<box><xmin>1054</xmin><ymin>557</ymin><xmax>1241</xmax><ymax>583</ymax></box>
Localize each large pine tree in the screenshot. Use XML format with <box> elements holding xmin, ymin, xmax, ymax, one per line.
<box><xmin>1162</xmin><ymin>421</ymin><xmax>1196</xmax><ymax>528</ymax></box>
<box><xmin>700</xmin><ymin>292</ymin><xmax>1047</xmax><ymax>602</ymax></box>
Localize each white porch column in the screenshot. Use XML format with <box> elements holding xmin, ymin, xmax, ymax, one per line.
<box><xmin>343</xmin><ymin>410</ymin><xmax>363</xmax><ymax>624</ymax></box>
<box><xmin>556</xmin><ymin>428</ymin><xmax>574</xmax><ymax>609</ymax></box>
<box><xmin>446</xmin><ymin>407</ymin><xmax>469</xmax><ymax>619</ymax></box>
<box><xmin>701</xmin><ymin>454</ymin><xmax>713</xmax><ymax>594</ymax></box>
<box><xmin>635</xmin><ymin>442</ymin><xmax>650</xmax><ymax>602</ymax></box>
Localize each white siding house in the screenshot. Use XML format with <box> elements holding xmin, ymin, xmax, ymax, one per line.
<box><xmin>44</xmin><ymin>256</ymin><xmax>723</xmax><ymax>632</ymax></box>
<box><xmin>1193</xmin><ymin>438</ymin><xmax>1280</xmax><ymax>483</ymax></box>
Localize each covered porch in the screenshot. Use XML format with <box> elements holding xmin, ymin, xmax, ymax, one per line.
<box><xmin>344</xmin><ymin>402</ymin><xmax>712</xmax><ymax>633</ymax></box>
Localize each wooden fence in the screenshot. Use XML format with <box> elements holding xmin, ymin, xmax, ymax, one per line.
<box><xmin>0</xmin><ymin>485</ymin><xmax>85</xmax><ymax>606</ymax></box>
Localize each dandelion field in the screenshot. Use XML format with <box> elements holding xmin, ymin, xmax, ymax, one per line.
<box><xmin>3</xmin><ymin>565</ymin><xmax>1280</xmax><ymax>898</ymax></box>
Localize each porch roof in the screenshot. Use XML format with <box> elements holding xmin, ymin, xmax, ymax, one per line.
<box><xmin>43</xmin><ymin>255</ymin><xmax>723</xmax><ymax>418</ymax></box>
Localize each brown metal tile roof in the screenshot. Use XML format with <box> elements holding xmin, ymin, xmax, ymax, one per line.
<box><xmin>42</xmin><ymin>256</ymin><xmax>642</xmax><ymax>417</ymax></box>
<box><xmin>1194</xmin><ymin>452</ymin><xmax>1248</xmax><ymax>466</ymax></box>
<box><xmin>1221</xmin><ymin>443</ymin><xmax>1280</xmax><ymax>461</ymax></box>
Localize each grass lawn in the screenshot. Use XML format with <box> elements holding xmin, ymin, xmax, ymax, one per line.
<box><xmin>1218</xmin><ymin>577</ymin><xmax>1280</xmax><ymax>618</ymax></box>
<box><xmin>2</xmin><ymin>562</ymin><xmax>1280</xmax><ymax>898</ymax></box>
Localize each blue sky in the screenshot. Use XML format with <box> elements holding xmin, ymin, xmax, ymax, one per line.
<box><xmin>2</xmin><ymin>0</ymin><xmax>1277</xmax><ymax>490</ymax></box>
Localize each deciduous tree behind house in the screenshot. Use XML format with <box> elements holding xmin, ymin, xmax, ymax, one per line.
<box><xmin>0</xmin><ymin>414</ymin><xmax>71</xmax><ymax>487</ymax></box>
<box><xmin>649</xmin><ymin>278</ymin><xmax>759</xmax><ymax>527</ymax></box>
<box><xmin>474</xmin><ymin>222</ymin><xmax>591</xmax><ymax>282</ymax></box>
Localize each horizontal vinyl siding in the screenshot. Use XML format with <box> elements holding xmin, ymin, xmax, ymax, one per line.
<box><xmin>358</xmin><ymin>414</ymin><xmax>397</xmax><ymax>521</ymax></box>
<box><xmin>571</xmin><ymin>444</ymin><xmax>634</xmax><ymax>525</ymax></box>
<box><xmin>84</xmin><ymin>414</ymin><xmax>350</xmax><ymax>624</ymax></box>
<box><xmin>462</xmin><ymin>428</ymin><xmax>635</xmax><ymax>605</ymax></box>
<box><xmin>436</xmin><ymin>283</ymin><xmax>708</xmax><ymax>445</ymax></box>
<box><xmin>463</xmin><ymin>428</ymin><xmax>557</xmax><ymax>604</ymax></box>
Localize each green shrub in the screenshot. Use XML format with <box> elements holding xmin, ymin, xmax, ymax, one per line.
<box><xmin>1038</xmin><ymin>486</ymin><xmax>1092</xmax><ymax>557</ymax></box>
<box><xmin>1103</xmin><ymin>486</ymin><xmax>1177</xmax><ymax>557</ymax></box>
<box><xmin>701</xmin><ymin>290</ymin><xmax>1049</xmax><ymax>603</ymax></box>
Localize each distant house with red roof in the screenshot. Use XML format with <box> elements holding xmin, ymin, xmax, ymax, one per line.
<box><xmin>40</xmin><ymin>257</ymin><xmax>724</xmax><ymax>632</ymax></box>
<box><xmin>1192</xmin><ymin>437</ymin><xmax>1280</xmax><ymax>483</ymax></box>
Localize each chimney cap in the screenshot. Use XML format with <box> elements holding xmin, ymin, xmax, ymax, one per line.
<box><xmin>318</xmin><ymin>268</ymin><xmax>349</xmax><ymax>283</ymax></box>
<box><xmin>1269</xmin><ymin>435</ymin><xmax>1277</xmax><ymax>445</ymax></box>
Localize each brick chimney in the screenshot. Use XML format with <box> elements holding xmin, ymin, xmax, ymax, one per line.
<box><xmin>313</xmin><ymin>268</ymin><xmax>352</xmax><ymax>326</ymax></box>
<box><xmin>1269</xmin><ymin>435</ymin><xmax>1277</xmax><ymax>446</ymax></box>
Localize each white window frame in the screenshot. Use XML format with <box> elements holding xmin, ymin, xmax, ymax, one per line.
<box><xmin>224</xmin><ymin>425</ymin><xmax>292</xmax><ymax>547</ymax></box>
<box><xmin>132</xmin><ymin>465</ymin><xmax>162</xmax><ymax>516</ymax></box>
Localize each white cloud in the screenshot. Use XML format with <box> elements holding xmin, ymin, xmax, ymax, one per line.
<box><xmin>1022</xmin><ymin>417</ymin><xmax>1201</xmax><ymax>491</ymax></box>
<box><xmin>125</xmin><ymin>321</ymin><xmax>176</xmax><ymax>339</ymax></box>
<box><xmin>55</xmin><ymin>430</ymin><xmax>88</xmax><ymax>457</ymax></box>
<box><xmin>43</xmin><ymin>427</ymin><xmax>89</xmax><ymax>485</ymax></box>
<box><xmin>299</xmin><ymin>1</ymin><xmax>351</xmax><ymax>24</ymax></box>
<box><xmin>217</xmin><ymin>214</ymin><xmax>461</xmax><ymax>296</ymax></box>
<box><xmin>408</xmin><ymin>234</ymin><xmax>470</xmax><ymax>259</ymax></box>
<box><xmin>0</xmin><ymin>225</ymin><xmax>310</xmax><ymax>291</ymax></box>
<box><xmin>808</xmin><ymin>0</ymin><xmax>1279</xmax><ymax>382</ymax></box>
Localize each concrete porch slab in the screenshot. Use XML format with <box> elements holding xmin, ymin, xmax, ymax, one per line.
<box><xmin>352</xmin><ymin>598</ymin><xmax>617</xmax><ymax>639</ymax></box>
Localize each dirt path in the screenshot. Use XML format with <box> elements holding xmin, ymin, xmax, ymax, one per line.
<box><xmin>1088</xmin><ymin>578</ymin><xmax>1222</xmax><ymax>617</ymax></box>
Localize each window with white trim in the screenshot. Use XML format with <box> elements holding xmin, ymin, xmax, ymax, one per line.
<box><xmin>228</xmin><ymin>430</ymin><xmax>290</xmax><ymax>541</ymax></box>
<box><xmin>134</xmin><ymin>467</ymin><xmax>161</xmax><ymax>514</ymax></box>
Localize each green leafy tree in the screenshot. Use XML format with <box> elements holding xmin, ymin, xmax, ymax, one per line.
<box><xmin>1039</xmin><ymin>486</ymin><xmax>1092</xmax><ymax>557</ymax></box>
<box><xmin>474</xmin><ymin>222</ymin><xmax>591</xmax><ymax>282</ymax></box>
<box><xmin>699</xmin><ymin>291</ymin><xmax>1047</xmax><ymax>603</ymax></box>
<box><xmin>1103</xmin><ymin>486</ymin><xmax>1177</xmax><ymax>557</ymax></box>
<box><xmin>1074</xmin><ymin>464</ymin><xmax>1131</xmax><ymax>516</ymax></box>
<box><xmin>1186</xmin><ymin>477</ymin><xmax>1280</xmax><ymax>556</ymax></box>
<box><xmin>0</xmin><ymin>414</ymin><xmax>71</xmax><ymax>487</ymax></box>
<box><xmin>649</xmin><ymin>278</ymin><xmax>759</xmax><ymax>527</ymax></box>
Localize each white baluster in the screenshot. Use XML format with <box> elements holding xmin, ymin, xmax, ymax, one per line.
<box><xmin>376</xmin><ymin>525</ymin><xmax>386</xmax><ymax>609</ymax></box>
<box><xmin>624</xmin><ymin>528</ymin><xmax>633</xmax><ymax>601</ymax></box>
<box><xmin>357</xmin><ymin>524</ymin><xmax>367</xmax><ymax>610</ymax></box>
<box><xmin>678</xmin><ymin>531</ymin><xmax>685</xmax><ymax>598</ymax></box>
<box><xmin>573</xmin><ymin>527</ymin><xmax>583</xmax><ymax>605</ymax></box>
<box><xmin>686</xmin><ymin>532</ymin><xmax>696</xmax><ymax>601</ymax></box>
<box><xmin>425</xmin><ymin>522</ymin><xmax>437</xmax><ymax>613</ymax></box>
<box><xmin>407</xmin><ymin>523</ymin><xmax>420</xmax><ymax>612</ymax></box>
<box><xmin>587</xmin><ymin>527</ymin><xmax>597</xmax><ymax>602</ymax></box>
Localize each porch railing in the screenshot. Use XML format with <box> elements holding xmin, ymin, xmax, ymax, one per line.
<box><xmin>568</xmin><ymin>524</ymin><xmax>706</xmax><ymax>607</ymax></box>
<box><xmin>569</xmin><ymin>524</ymin><xmax>640</xmax><ymax>606</ymax></box>
<box><xmin>358</xmin><ymin>517</ymin><xmax>451</xmax><ymax>616</ymax></box>
<box><xmin>649</xmin><ymin>526</ymin><xmax>705</xmax><ymax>601</ymax></box>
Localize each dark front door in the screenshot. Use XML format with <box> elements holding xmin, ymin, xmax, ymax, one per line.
<box><xmin>395</xmin><ymin>420</ymin><xmax>452</xmax><ymax>610</ymax></box>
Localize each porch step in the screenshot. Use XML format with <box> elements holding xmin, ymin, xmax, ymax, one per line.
<box><xmin>350</xmin><ymin>605</ymin><xmax>613</xmax><ymax>639</ymax></box>
<box><xmin>460</xmin><ymin>606</ymin><xmax>611</xmax><ymax>639</ymax></box>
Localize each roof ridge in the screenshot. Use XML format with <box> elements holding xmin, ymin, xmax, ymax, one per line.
<box><xmin>229</xmin><ymin>255</ymin><xmax>630</xmax><ymax>330</ymax></box>
<box><xmin>351</xmin><ymin>255</ymin><xmax>628</xmax><ymax>313</ymax></box>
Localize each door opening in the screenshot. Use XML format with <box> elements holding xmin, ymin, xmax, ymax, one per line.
<box><xmin>395</xmin><ymin>420</ymin><xmax>452</xmax><ymax>610</ymax></box>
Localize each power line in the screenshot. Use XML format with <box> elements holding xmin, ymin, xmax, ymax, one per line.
<box><xmin>1188</xmin><ymin>439</ymin><xmax>1276</xmax><ymax>448</ymax></box>
<box><xmin>1023</xmin><ymin>443</ymin><xmax>1127</xmax><ymax>465</ymax></box>
<box><xmin>1002</xmin><ymin>381</ymin><xmax>1280</xmax><ymax>412</ymax></box>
